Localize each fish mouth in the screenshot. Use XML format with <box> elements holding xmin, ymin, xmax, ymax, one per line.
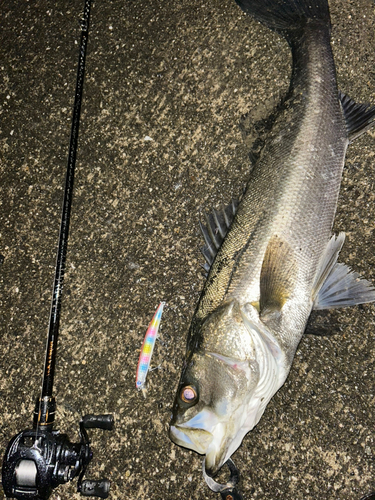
<box><xmin>169</xmin><ymin>424</ymin><xmax>214</xmax><ymax>455</ymax></box>
<box><xmin>169</xmin><ymin>423</ymin><xmax>227</xmax><ymax>475</ymax></box>
<box><xmin>169</xmin><ymin>409</ymin><xmax>228</xmax><ymax>475</ymax></box>
<box><xmin>203</xmin><ymin>429</ymin><xmax>227</xmax><ymax>476</ymax></box>
<box><xmin>169</xmin><ymin>409</ymin><xmax>216</xmax><ymax>453</ymax></box>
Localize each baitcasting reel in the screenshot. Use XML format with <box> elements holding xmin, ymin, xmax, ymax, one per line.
<box><xmin>2</xmin><ymin>398</ymin><xmax>114</xmax><ymax>499</ymax></box>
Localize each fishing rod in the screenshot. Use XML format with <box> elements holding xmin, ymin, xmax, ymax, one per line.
<box><xmin>2</xmin><ymin>1</ymin><xmax>114</xmax><ymax>498</ymax></box>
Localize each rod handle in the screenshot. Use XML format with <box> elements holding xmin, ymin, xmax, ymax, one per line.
<box><xmin>33</xmin><ymin>396</ymin><xmax>56</xmax><ymax>430</ymax></box>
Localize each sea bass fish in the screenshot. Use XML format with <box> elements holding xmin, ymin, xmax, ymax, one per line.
<box><xmin>169</xmin><ymin>0</ymin><xmax>375</xmax><ymax>477</ymax></box>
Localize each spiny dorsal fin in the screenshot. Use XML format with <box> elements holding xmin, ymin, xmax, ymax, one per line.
<box><xmin>339</xmin><ymin>91</ymin><xmax>375</xmax><ymax>142</ymax></box>
<box><xmin>259</xmin><ymin>235</ymin><xmax>298</xmax><ymax>320</ymax></box>
<box><xmin>199</xmin><ymin>199</ymin><xmax>239</xmax><ymax>272</ymax></box>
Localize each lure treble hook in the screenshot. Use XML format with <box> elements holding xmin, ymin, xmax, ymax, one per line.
<box><xmin>203</xmin><ymin>458</ymin><xmax>244</xmax><ymax>500</ymax></box>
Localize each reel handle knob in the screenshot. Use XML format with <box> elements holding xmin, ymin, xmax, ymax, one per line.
<box><xmin>80</xmin><ymin>478</ymin><xmax>110</xmax><ymax>498</ymax></box>
<box><xmin>82</xmin><ymin>414</ymin><xmax>114</xmax><ymax>431</ymax></box>
<box><xmin>220</xmin><ymin>487</ymin><xmax>244</xmax><ymax>500</ymax></box>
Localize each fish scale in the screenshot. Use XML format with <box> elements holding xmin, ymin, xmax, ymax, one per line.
<box><xmin>198</xmin><ymin>26</ymin><xmax>346</xmax><ymax>345</ymax></box>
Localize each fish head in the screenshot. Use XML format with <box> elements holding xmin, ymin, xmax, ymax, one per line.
<box><xmin>169</xmin><ymin>300</ymin><xmax>262</xmax><ymax>476</ymax></box>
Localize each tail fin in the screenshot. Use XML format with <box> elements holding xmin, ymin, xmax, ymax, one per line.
<box><xmin>235</xmin><ymin>0</ymin><xmax>330</xmax><ymax>33</ymax></box>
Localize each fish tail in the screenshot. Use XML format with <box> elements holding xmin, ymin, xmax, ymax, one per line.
<box><xmin>235</xmin><ymin>0</ymin><xmax>331</xmax><ymax>38</ymax></box>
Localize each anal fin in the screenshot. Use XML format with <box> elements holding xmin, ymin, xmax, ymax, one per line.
<box><xmin>312</xmin><ymin>233</ymin><xmax>375</xmax><ymax>310</ymax></box>
<box><xmin>313</xmin><ymin>262</ymin><xmax>375</xmax><ymax>310</ymax></box>
<box><xmin>312</xmin><ymin>233</ymin><xmax>345</xmax><ymax>299</ymax></box>
<box><xmin>339</xmin><ymin>91</ymin><xmax>375</xmax><ymax>142</ymax></box>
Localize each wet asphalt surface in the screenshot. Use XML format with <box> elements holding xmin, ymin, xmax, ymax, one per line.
<box><xmin>1</xmin><ymin>0</ymin><xmax>375</xmax><ymax>499</ymax></box>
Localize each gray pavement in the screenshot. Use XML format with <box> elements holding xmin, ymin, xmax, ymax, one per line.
<box><xmin>1</xmin><ymin>0</ymin><xmax>374</xmax><ymax>498</ymax></box>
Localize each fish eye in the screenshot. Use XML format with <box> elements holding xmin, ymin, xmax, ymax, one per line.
<box><xmin>180</xmin><ymin>385</ymin><xmax>198</xmax><ymax>404</ymax></box>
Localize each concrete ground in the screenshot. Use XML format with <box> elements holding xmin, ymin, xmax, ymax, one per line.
<box><xmin>1</xmin><ymin>0</ymin><xmax>375</xmax><ymax>499</ymax></box>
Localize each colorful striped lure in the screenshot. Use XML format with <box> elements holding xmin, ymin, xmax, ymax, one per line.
<box><xmin>136</xmin><ymin>301</ymin><xmax>165</xmax><ymax>392</ymax></box>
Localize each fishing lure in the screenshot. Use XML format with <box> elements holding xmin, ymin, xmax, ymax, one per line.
<box><xmin>136</xmin><ymin>301</ymin><xmax>165</xmax><ymax>392</ymax></box>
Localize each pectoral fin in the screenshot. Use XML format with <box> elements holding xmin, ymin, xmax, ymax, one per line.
<box><xmin>312</xmin><ymin>233</ymin><xmax>375</xmax><ymax>309</ymax></box>
<box><xmin>259</xmin><ymin>235</ymin><xmax>298</xmax><ymax>319</ymax></box>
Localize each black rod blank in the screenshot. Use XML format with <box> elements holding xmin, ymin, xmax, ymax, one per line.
<box><xmin>40</xmin><ymin>0</ymin><xmax>92</xmax><ymax>402</ymax></box>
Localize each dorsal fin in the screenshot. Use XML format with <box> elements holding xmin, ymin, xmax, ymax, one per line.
<box><xmin>259</xmin><ymin>235</ymin><xmax>298</xmax><ymax>320</ymax></box>
<box><xmin>199</xmin><ymin>199</ymin><xmax>239</xmax><ymax>273</ymax></box>
<box><xmin>339</xmin><ymin>91</ymin><xmax>375</xmax><ymax>142</ymax></box>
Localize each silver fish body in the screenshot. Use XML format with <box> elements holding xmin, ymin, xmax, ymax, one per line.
<box><xmin>170</xmin><ymin>0</ymin><xmax>375</xmax><ymax>477</ymax></box>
